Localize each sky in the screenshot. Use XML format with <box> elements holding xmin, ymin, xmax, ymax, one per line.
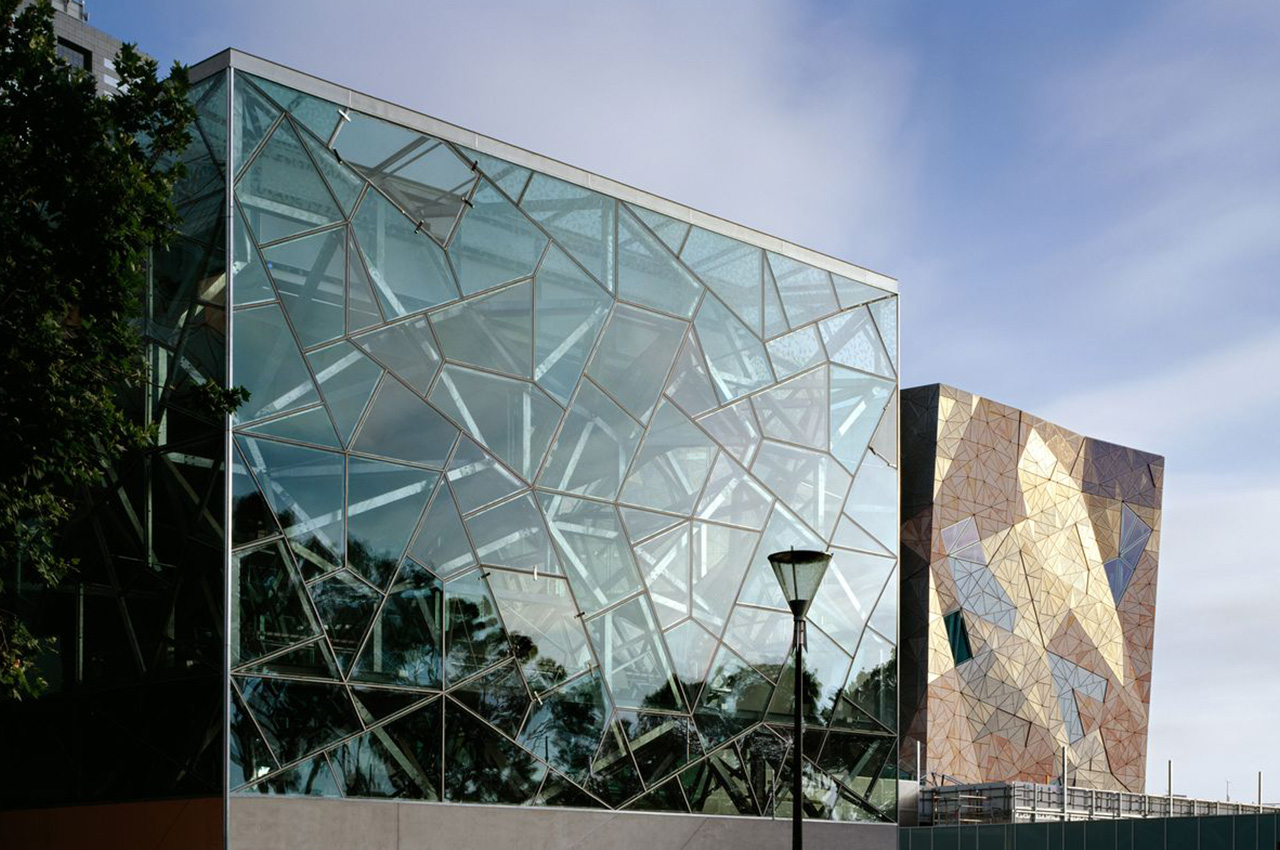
<box><xmin>88</xmin><ymin>0</ymin><xmax>1280</xmax><ymax>803</ymax></box>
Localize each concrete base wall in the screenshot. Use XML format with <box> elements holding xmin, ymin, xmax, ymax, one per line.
<box><xmin>230</xmin><ymin>796</ymin><xmax>897</xmax><ymax>850</ymax></box>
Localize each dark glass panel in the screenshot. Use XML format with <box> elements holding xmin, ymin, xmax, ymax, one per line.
<box><xmin>349</xmin><ymin>559</ymin><xmax>442</xmax><ymax>688</ymax></box>
<box><xmin>307</xmin><ymin>569</ymin><xmax>381</xmax><ymax>674</ymax></box>
<box><xmin>443</xmin><ymin>570</ymin><xmax>510</xmax><ymax>684</ymax></box>
<box><xmin>447</xmin><ymin>661</ymin><xmax>530</xmax><ymax>739</ymax></box>
<box><xmin>443</xmin><ymin>698</ymin><xmax>546</xmax><ymax>804</ymax></box>
<box><xmin>237</xmin><ymin>675</ymin><xmax>361</xmax><ymax>764</ymax></box>
<box><xmin>329</xmin><ymin>698</ymin><xmax>442</xmax><ymax>800</ymax></box>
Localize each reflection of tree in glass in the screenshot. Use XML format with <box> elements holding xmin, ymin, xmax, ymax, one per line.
<box><xmin>507</xmin><ymin>630</ymin><xmax>568</xmax><ymax>691</ymax></box>
<box><xmin>444</xmin><ymin>698</ymin><xmax>544</xmax><ymax>803</ymax></box>
<box><xmin>443</xmin><ymin>591</ymin><xmax>507</xmax><ymax>681</ymax></box>
<box><xmin>346</xmin><ymin>537</ymin><xmax>397</xmax><ymax>589</ymax></box>
<box><xmin>843</xmin><ymin>649</ymin><xmax>896</xmax><ymax>728</ymax></box>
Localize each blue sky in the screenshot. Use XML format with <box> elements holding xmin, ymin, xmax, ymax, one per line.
<box><xmin>90</xmin><ymin>0</ymin><xmax>1280</xmax><ymax>802</ymax></box>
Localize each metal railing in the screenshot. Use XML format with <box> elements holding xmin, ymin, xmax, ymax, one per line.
<box><xmin>921</xmin><ymin>781</ymin><xmax>1280</xmax><ymax>825</ymax></box>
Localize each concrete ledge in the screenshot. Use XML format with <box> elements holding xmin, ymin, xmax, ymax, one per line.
<box><xmin>230</xmin><ymin>796</ymin><xmax>896</xmax><ymax>850</ymax></box>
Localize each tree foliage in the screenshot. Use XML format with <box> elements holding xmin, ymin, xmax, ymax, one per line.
<box><xmin>0</xmin><ymin>0</ymin><xmax>195</xmax><ymax>700</ymax></box>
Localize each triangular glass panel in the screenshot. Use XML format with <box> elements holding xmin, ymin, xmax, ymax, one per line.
<box><xmin>619</xmin><ymin>711</ymin><xmax>704</xmax><ymax>787</ymax></box>
<box><xmin>428</xmin><ymin>365</ymin><xmax>562</xmax><ymax>481</ymax></box>
<box><xmin>663</xmin><ymin>619</ymin><xmax>720</xmax><ymax>695</ymax></box>
<box><xmin>633</xmin><ymin>523</ymin><xmax>690</xmax><ymax>629</ymax></box>
<box><xmin>247</xmin><ymin>73</ymin><xmax>343</xmax><ymax>145</ymax></box>
<box><xmin>735</xmin><ymin>504</ymin><xmax>822</xmax><ymax>609</ymax></box>
<box><xmin>681</xmin><ymin>227</ymin><xmax>763</xmax><ymax>333</ymax></box>
<box><xmin>537</xmin><ymin>380</ymin><xmax>643</xmax><ymax>500</ymax></box>
<box><xmin>751</xmin><ymin>366</ymin><xmax>828</xmax><ymax>450</ymax></box>
<box><xmin>1105</xmin><ymin>558</ymin><xmax>1136</xmax><ymax>605</ymax></box>
<box><xmin>232</xmin><ymin>303</ymin><xmax>321</xmax><ymax>422</ymax></box>
<box><xmin>229</xmin><ymin>685</ymin><xmax>278</xmax><ymax>788</ymax></box>
<box><xmin>235</xmin><ymin>435</ymin><xmax>345</xmax><ymax>576</ymax></box>
<box><xmin>247</xmin><ymin>755</ymin><xmax>343</xmax><ymax>798</ymax></box>
<box><xmin>626</xmin><ymin>203</ymin><xmax>690</xmax><ymax>256</ymax></box>
<box><xmin>443</xmin><ymin>569</ymin><xmax>511</xmax><ymax>684</ymax></box>
<box><xmin>408</xmin><ymin>483</ymin><xmax>475</xmax><ymax>578</ymax></box>
<box><xmin>263</xmin><ymin>226</ymin><xmax>347</xmax><ymax>348</ymax></box>
<box><xmin>521</xmin><ymin>173</ymin><xmax>615</xmax><ymax>291</ymax></box>
<box><xmin>832</xmin><ymin>513</ymin><xmax>893</xmax><ymax>556</ymax></box>
<box><xmin>297</xmin><ymin>123</ymin><xmax>364</xmax><ymax>217</ymax></box>
<box><xmin>832</xmin><ymin>273</ymin><xmax>890</xmax><ymax>309</ymax></box>
<box><xmin>447</xmin><ymin>660</ymin><xmax>530</xmax><ymax>739</ymax></box>
<box><xmin>463</xmin><ymin>148</ymin><xmax>532</xmax><ymax>200</ymax></box>
<box><xmin>349</xmin><ymin>559</ymin><xmax>442</xmax><ymax>688</ymax></box>
<box><xmin>722</xmin><ymin>605</ymin><xmax>793</xmax><ymax>672</ymax></box>
<box><xmin>238</xmin><ymin>639</ymin><xmax>341</xmax><ymax>680</ymax></box>
<box><xmin>619</xmin><ymin>506</ymin><xmax>682</xmax><ymax>544</ymax></box>
<box><xmin>694</xmin><ymin>644</ymin><xmax>774</xmax><ymax>750</ymax></box>
<box><xmin>451</xmin><ymin>178</ymin><xmax>547</xmax><ymax>295</ymax></box>
<box><xmin>351</xmin><ymin>315</ymin><xmax>441</xmax><ymax>395</ymax></box>
<box><xmin>352</xmin><ymin>376</ymin><xmax>458</xmax><ymax>468</ymax></box>
<box><xmin>307</xmin><ymin>340</ymin><xmax>383</xmax><ymax>447</ymax></box>
<box><xmin>696</xmin><ymin>399</ymin><xmax>762</xmax><ymax>467</ymax></box>
<box><xmin>430</xmin><ymin>280</ymin><xmax>533</xmax><ymax>378</ymax></box>
<box><xmin>231</xmin><ymin>203</ymin><xmax>275</xmax><ymax>305</ymax></box>
<box><xmin>695</xmin><ymin>295</ymin><xmax>772</xmax><ymax>403</ymax></box>
<box><xmin>349</xmin><ymin>685</ymin><xmax>435</xmax><ymax>726</ymax></box>
<box><xmin>690</xmin><ymin>522</ymin><xmax>760</xmax><ymax>631</ymax></box>
<box><xmin>696</xmin><ymin>453</ymin><xmax>772</xmax><ymax>530</ymax></box>
<box><xmin>828</xmin><ymin>693</ymin><xmax>893</xmax><ymax>734</ymax></box>
<box><xmin>466</xmin><ymin>494</ymin><xmax>559</xmax><ymax>574</ymax></box>
<box><xmin>829</xmin><ymin>366</ymin><xmax>894</xmax><ymax>474</ymax></box>
<box><xmin>664</xmin><ymin>330</ymin><xmax>719</xmax><ymax>418</ymax></box>
<box><xmin>766</xmin><ymin>252</ymin><xmax>839</xmax><ymax>327</ymax></box>
<box><xmin>624</xmin><ymin>777</ymin><xmax>691</xmax><ymax>813</ymax></box>
<box><xmin>232</xmin><ymin>76</ymin><xmax>280</xmax><ymax>176</ymax></box>
<box><xmin>819</xmin><ymin>307</ymin><xmax>894</xmax><ymax>379</ymax></box>
<box><xmin>869</xmin><ymin>390</ymin><xmax>897</xmax><ymax>465</ymax></box>
<box><xmin>620</xmin><ymin>401</ymin><xmax>716</xmax><ymax>515</ymax></box>
<box><xmin>843</xmin><ymin>629</ymin><xmax>895</xmax><ymax>731</ymax></box>
<box><xmin>764</xmin><ymin>625</ymin><xmax>852</xmax><ymax>725</ymax></box>
<box><xmin>189</xmin><ymin>72</ymin><xmax>227</xmax><ymax>172</ymax></box>
<box><xmin>237</xmin><ymin>675</ymin><xmax>361</xmax><ymax>763</ymax></box>
<box><xmin>585</xmin><ymin>304</ymin><xmax>687</xmax><ymax>424</ymax></box>
<box><xmin>868</xmin><ymin>297</ymin><xmax>897</xmax><ymax>371</ymax></box>
<box><xmin>541</xmin><ymin>493</ymin><xmax>643</xmax><ymax>616</ymax></box>
<box><xmin>680</xmin><ymin>744</ymin><xmax>758</xmax><ymax>816</ymax></box>
<box><xmin>307</xmin><ymin>568</ymin><xmax>381</xmax><ymax>674</ymax></box>
<box><xmin>844</xmin><ymin>455</ymin><xmax>897</xmax><ymax>552</ymax></box>
<box><xmin>335</xmin><ymin>113</ymin><xmax>475</xmax><ymax>245</ymax></box>
<box><xmin>583</xmin><ymin>718</ymin><xmax>645</xmax><ymax>807</ymax></box>
<box><xmin>351</xmin><ymin>187</ymin><xmax>459</xmax><ymax>317</ymax></box>
<box><xmin>240</xmin><ymin>405</ymin><xmax>341</xmax><ymax>449</ymax></box>
<box><xmin>617</xmin><ymin>205</ymin><xmax>701</xmax><ymax>318</ymax></box>
<box><xmin>329</xmin><ymin>698</ymin><xmax>442</xmax><ymax>799</ymax></box>
<box><xmin>347</xmin><ymin>457</ymin><xmax>437</xmax><ymax>589</ymax></box>
<box><xmin>232</xmin><ymin>539</ymin><xmax>322</xmax><ymax>665</ymax></box>
<box><xmin>752</xmin><ymin>441</ymin><xmax>850</xmax><ymax>540</ymax></box>
<box><xmin>807</xmin><ymin>549</ymin><xmax>894</xmax><ymax>657</ymax></box>
<box><xmin>763</xmin><ymin>260</ymin><xmax>790</xmax><ymax>339</ymax></box>
<box><xmin>446</xmin><ymin>437</ymin><xmax>523</xmax><ymax>514</ymax></box>
<box><xmin>346</xmin><ymin>233</ymin><xmax>383</xmax><ymax>333</ymax></box>
<box><xmin>238</xmin><ymin>119</ymin><xmax>344</xmax><ymax>244</ymax></box>
<box><xmin>443</xmin><ymin>698</ymin><xmax>547</xmax><ymax>803</ymax></box>
<box><xmin>489</xmin><ymin>571</ymin><xmax>591</xmax><ymax>692</ymax></box>
<box><xmin>766</xmin><ymin>325</ymin><xmax>824</xmax><ymax>380</ymax></box>
<box><xmin>536</xmin><ymin>772</ymin><xmax>604</xmax><ymax>809</ymax></box>
<box><xmin>518</xmin><ymin>670</ymin><xmax>610</xmax><ymax>781</ymax></box>
<box><xmin>533</xmin><ymin>244</ymin><xmax>612</xmax><ymax>405</ymax></box>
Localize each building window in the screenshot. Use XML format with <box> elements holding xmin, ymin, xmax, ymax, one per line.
<box><xmin>55</xmin><ymin>38</ymin><xmax>90</xmax><ymax>71</ymax></box>
<box><xmin>944</xmin><ymin>610</ymin><xmax>973</xmax><ymax>665</ymax></box>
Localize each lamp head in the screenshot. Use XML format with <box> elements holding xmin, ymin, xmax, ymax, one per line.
<box><xmin>767</xmin><ymin>549</ymin><xmax>832</xmax><ymax>618</ymax></box>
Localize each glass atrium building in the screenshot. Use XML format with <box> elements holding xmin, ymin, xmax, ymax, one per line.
<box><xmin>1</xmin><ymin>50</ymin><xmax>901</xmax><ymax>850</ymax></box>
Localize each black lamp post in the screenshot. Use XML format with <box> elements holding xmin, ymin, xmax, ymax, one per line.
<box><xmin>768</xmin><ymin>548</ymin><xmax>832</xmax><ymax>850</ymax></box>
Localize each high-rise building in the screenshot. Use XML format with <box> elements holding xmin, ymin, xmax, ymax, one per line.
<box><xmin>19</xmin><ymin>0</ymin><xmax>127</xmax><ymax>96</ymax></box>
<box><xmin>0</xmin><ymin>49</ymin><xmax>902</xmax><ymax>850</ymax></box>
<box><xmin>899</xmin><ymin>384</ymin><xmax>1162</xmax><ymax>795</ymax></box>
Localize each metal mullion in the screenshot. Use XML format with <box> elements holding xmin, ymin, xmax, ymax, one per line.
<box><xmin>233</xmin><ymin>110</ymin><xmax>287</xmax><ymax>185</ymax></box>
<box><xmin>229</xmin><ymin>634</ymin><xmax>328</xmax><ymax>675</ymax></box>
<box><xmin>256</xmin><ymin>220</ymin><xmax>346</xmax><ymax>252</ymax></box>
<box><xmin>229</xmin><ymin>673</ymin><xmax>283</xmax><ymax>770</ymax></box>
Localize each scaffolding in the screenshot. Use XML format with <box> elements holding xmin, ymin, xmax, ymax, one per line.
<box><xmin>920</xmin><ymin>782</ymin><xmax>1280</xmax><ymax>825</ymax></box>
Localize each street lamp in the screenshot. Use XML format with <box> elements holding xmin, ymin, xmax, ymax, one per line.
<box><xmin>768</xmin><ymin>548</ymin><xmax>832</xmax><ymax>850</ymax></box>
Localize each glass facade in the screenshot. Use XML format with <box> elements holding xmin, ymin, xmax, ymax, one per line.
<box><xmin>217</xmin><ymin>61</ymin><xmax>900</xmax><ymax>822</ymax></box>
